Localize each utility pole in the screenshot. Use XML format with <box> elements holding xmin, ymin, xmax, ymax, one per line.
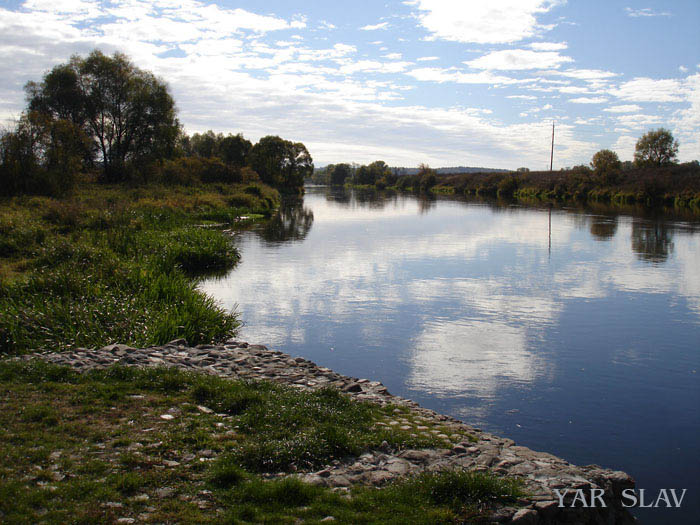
<box><xmin>550</xmin><ymin>121</ymin><xmax>555</xmax><ymax>172</ymax></box>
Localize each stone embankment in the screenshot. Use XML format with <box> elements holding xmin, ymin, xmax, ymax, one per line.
<box><xmin>17</xmin><ymin>340</ymin><xmax>636</xmax><ymax>524</ymax></box>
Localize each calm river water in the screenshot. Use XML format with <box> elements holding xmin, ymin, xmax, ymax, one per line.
<box><xmin>200</xmin><ymin>186</ymin><xmax>700</xmax><ymax>523</ymax></box>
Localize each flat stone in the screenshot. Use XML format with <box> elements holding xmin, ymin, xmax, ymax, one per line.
<box><xmin>368</xmin><ymin>470</ymin><xmax>393</xmax><ymax>485</ymax></box>
<box><xmin>510</xmin><ymin>508</ymin><xmax>538</xmax><ymax>524</ymax></box>
<box><xmin>156</xmin><ymin>487</ymin><xmax>175</xmax><ymax>498</ymax></box>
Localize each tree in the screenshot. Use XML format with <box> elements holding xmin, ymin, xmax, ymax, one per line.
<box><xmin>0</xmin><ymin>111</ymin><xmax>88</xmax><ymax>196</ymax></box>
<box><xmin>591</xmin><ymin>149</ymin><xmax>621</xmax><ymax>173</ymax></box>
<box><xmin>418</xmin><ymin>163</ymin><xmax>437</xmax><ymax>192</ymax></box>
<box><xmin>329</xmin><ymin>163</ymin><xmax>352</xmax><ymax>185</ymax></box>
<box><xmin>634</xmin><ymin>128</ymin><xmax>679</xmax><ymax>167</ymax></box>
<box><xmin>25</xmin><ymin>50</ymin><xmax>179</xmax><ymax>181</ymax></box>
<box><xmin>247</xmin><ymin>135</ymin><xmax>313</xmax><ymax>190</ymax></box>
<box><xmin>219</xmin><ymin>133</ymin><xmax>251</xmax><ymax>167</ymax></box>
<box><xmin>190</xmin><ymin>130</ymin><xmax>220</xmax><ymax>158</ymax></box>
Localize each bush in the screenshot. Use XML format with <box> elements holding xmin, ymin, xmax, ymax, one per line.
<box><xmin>157</xmin><ymin>157</ymin><xmax>242</xmax><ymax>185</ymax></box>
<box><xmin>497</xmin><ymin>175</ymin><xmax>518</xmax><ymax>197</ymax></box>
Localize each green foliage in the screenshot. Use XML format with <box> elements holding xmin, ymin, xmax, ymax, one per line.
<box><xmin>496</xmin><ymin>175</ymin><xmax>518</xmax><ymax>197</ymax></box>
<box><xmin>418</xmin><ymin>164</ymin><xmax>437</xmax><ymax>192</ymax></box>
<box><xmin>0</xmin><ymin>182</ymin><xmax>282</xmax><ymax>353</ymax></box>
<box><xmin>591</xmin><ymin>149</ymin><xmax>621</xmax><ymax>174</ymax></box>
<box><xmin>0</xmin><ymin>112</ymin><xmax>88</xmax><ymax>197</ymax></box>
<box><xmin>353</xmin><ymin>160</ymin><xmax>390</xmax><ymax>186</ymax></box>
<box><xmin>248</xmin><ymin>135</ymin><xmax>313</xmax><ymax>191</ymax></box>
<box><xmin>25</xmin><ymin>50</ymin><xmax>179</xmax><ymax>182</ymax></box>
<box><xmin>183</xmin><ymin>130</ymin><xmax>252</xmax><ymax>168</ymax></box>
<box><xmin>329</xmin><ymin>163</ymin><xmax>353</xmax><ymax>185</ymax></box>
<box><xmin>634</xmin><ymin>128</ymin><xmax>679</xmax><ymax>167</ymax></box>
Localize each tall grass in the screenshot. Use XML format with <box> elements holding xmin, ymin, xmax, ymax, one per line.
<box><xmin>0</xmin><ymin>182</ymin><xmax>280</xmax><ymax>354</ymax></box>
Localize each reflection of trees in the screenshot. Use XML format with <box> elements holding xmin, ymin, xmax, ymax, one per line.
<box><xmin>354</xmin><ymin>188</ymin><xmax>391</xmax><ymax>209</ymax></box>
<box><xmin>417</xmin><ymin>195</ymin><xmax>436</xmax><ymax>214</ymax></box>
<box><xmin>631</xmin><ymin>219</ymin><xmax>674</xmax><ymax>263</ymax></box>
<box><xmin>258</xmin><ymin>198</ymin><xmax>314</xmax><ymax>244</ymax></box>
<box><xmin>325</xmin><ymin>186</ymin><xmax>351</xmax><ymax>206</ymax></box>
<box><xmin>325</xmin><ymin>187</ymin><xmax>402</xmax><ymax>211</ymax></box>
<box><xmin>589</xmin><ymin>216</ymin><xmax>618</xmax><ymax>240</ymax></box>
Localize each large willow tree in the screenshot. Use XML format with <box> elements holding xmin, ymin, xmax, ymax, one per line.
<box><xmin>26</xmin><ymin>50</ymin><xmax>179</xmax><ymax>181</ymax></box>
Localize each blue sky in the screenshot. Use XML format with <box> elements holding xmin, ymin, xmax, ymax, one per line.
<box><xmin>1</xmin><ymin>0</ymin><xmax>699</xmax><ymax>169</ymax></box>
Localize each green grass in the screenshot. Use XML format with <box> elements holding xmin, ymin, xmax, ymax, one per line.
<box><xmin>0</xmin><ymin>361</ymin><xmax>523</xmax><ymax>524</ymax></box>
<box><xmin>0</xmin><ymin>182</ymin><xmax>280</xmax><ymax>354</ymax></box>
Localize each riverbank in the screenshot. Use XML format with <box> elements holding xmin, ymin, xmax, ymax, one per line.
<box><xmin>4</xmin><ymin>340</ymin><xmax>637</xmax><ymax>524</ymax></box>
<box><xmin>0</xmin><ymin>182</ymin><xmax>279</xmax><ymax>355</ymax></box>
<box><xmin>343</xmin><ymin>162</ymin><xmax>700</xmax><ymax>211</ymax></box>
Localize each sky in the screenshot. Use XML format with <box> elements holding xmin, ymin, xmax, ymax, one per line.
<box><xmin>1</xmin><ymin>0</ymin><xmax>699</xmax><ymax>170</ymax></box>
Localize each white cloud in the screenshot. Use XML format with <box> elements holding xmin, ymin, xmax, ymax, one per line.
<box><xmin>568</xmin><ymin>97</ymin><xmax>608</xmax><ymax>104</ymax></box>
<box><xmin>529</xmin><ymin>41</ymin><xmax>567</xmax><ymax>51</ymax></box>
<box><xmin>611</xmin><ymin>77</ymin><xmax>685</xmax><ymax>102</ymax></box>
<box><xmin>554</xmin><ymin>69</ymin><xmax>619</xmax><ymax>81</ymax></box>
<box><xmin>603</xmin><ymin>104</ymin><xmax>642</xmax><ymax>113</ymax></box>
<box><xmin>614</xmin><ymin>113</ymin><xmax>662</xmax><ymax>129</ymax></box>
<box><xmin>624</xmin><ymin>7</ymin><xmax>671</xmax><ymax>18</ymax></box>
<box><xmin>410</xmin><ymin>0</ymin><xmax>564</xmax><ymax>44</ymax></box>
<box><xmin>679</xmin><ymin>65</ymin><xmax>688</xmax><ymax>73</ymax></box>
<box><xmin>407</xmin><ymin>67</ymin><xmax>519</xmax><ymax>85</ymax></box>
<box><xmin>466</xmin><ymin>49</ymin><xmax>573</xmax><ymax>70</ymax></box>
<box><xmin>383</xmin><ymin>52</ymin><xmax>402</xmax><ymax>60</ymax></box>
<box><xmin>416</xmin><ymin>56</ymin><xmax>439</xmax><ymax>62</ymax></box>
<box><xmin>507</xmin><ymin>95</ymin><xmax>538</xmax><ymax>100</ymax></box>
<box><xmin>359</xmin><ymin>21</ymin><xmax>389</xmax><ymax>31</ymax></box>
<box><xmin>671</xmin><ymin>73</ymin><xmax>700</xmax><ymax>160</ymax></box>
<box><xmin>558</xmin><ymin>86</ymin><xmax>591</xmax><ymax>94</ymax></box>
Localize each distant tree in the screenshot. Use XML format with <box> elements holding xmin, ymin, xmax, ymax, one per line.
<box><xmin>355</xmin><ymin>165</ymin><xmax>374</xmax><ymax>185</ymax></box>
<box><xmin>247</xmin><ymin>135</ymin><xmax>313</xmax><ymax>190</ymax></box>
<box><xmin>570</xmin><ymin>164</ymin><xmax>592</xmax><ymax>175</ymax></box>
<box><xmin>516</xmin><ymin>167</ymin><xmax>530</xmax><ymax>172</ymax></box>
<box><xmin>418</xmin><ymin>163</ymin><xmax>437</xmax><ymax>192</ymax></box>
<box><xmin>190</xmin><ymin>130</ymin><xmax>220</xmax><ymax>158</ymax></box>
<box><xmin>25</xmin><ymin>50</ymin><xmax>179</xmax><ymax>181</ymax></box>
<box><xmin>368</xmin><ymin>160</ymin><xmax>390</xmax><ymax>180</ymax></box>
<box><xmin>329</xmin><ymin>163</ymin><xmax>352</xmax><ymax>185</ymax></box>
<box><xmin>634</xmin><ymin>128</ymin><xmax>679</xmax><ymax>167</ymax></box>
<box><xmin>0</xmin><ymin>111</ymin><xmax>89</xmax><ymax>196</ymax></box>
<box><xmin>219</xmin><ymin>133</ymin><xmax>251</xmax><ymax>167</ymax></box>
<box><xmin>591</xmin><ymin>149</ymin><xmax>621</xmax><ymax>174</ymax></box>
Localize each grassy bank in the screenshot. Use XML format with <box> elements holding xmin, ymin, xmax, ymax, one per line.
<box><xmin>432</xmin><ymin>163</ymin><xmax>700</xmax><ymax>209</ymax></box>
<box><xmin>343</xmin><ymin>163</ymin><xmax>700</xmax><ymax>211</ymax></box>
<box><xmin>0</xmin><ymin>361</ymin><xmax>523</xmax><ymax>524</ymax></box>
<box><xmin>0</xmin><ymin>182</ymin><xmax>279</xmax><ymax>355</ymax></box>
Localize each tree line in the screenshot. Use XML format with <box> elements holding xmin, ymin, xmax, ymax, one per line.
<box><xmin>0</xmin><ymin>50</ymin><xmax>312</xmax><ymax>196</ymax></box>
<box><xmin>312</xmin><ymin>161</ymin><xmax>439</xmax><ymax>192</ymax></box>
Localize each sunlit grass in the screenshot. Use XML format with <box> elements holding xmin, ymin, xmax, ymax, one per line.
<box><xmin>0</xmin><ymin>362</ymin><xmax>523</xmax><ymax>524</ymax></box>
<box><xmin>0</xmin><ymin>182</ymin><xmax>280</xmax><ymax>354</ymax></box>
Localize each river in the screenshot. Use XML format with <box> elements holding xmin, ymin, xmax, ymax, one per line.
<box><xmin>200</xmin><ymin>186</ymin><xmax>700</xmax><ymax>523</ymax></box>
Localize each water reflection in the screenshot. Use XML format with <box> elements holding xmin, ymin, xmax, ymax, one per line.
<box><xmin>630</xmin><ymin>219</ymin><xmax>674</xmax><ymax>263</ymax></box>
<box><xmin>258</xmin><ymin>198</ymin><xmax>314</xmax><ymax>244</ymax></box>
<box><xmin>408</xmin><ymin>319</ymin><xmax>539</xmax><ymax>404</ymax></box>
<box><xmin>201</xmin><ymin>187</ymin><xmax>700</xmax><ymax>524</ymax></box>
<box><xmin>589</xmin><ymin>216</ymin><xmax>618</xmax><ymax>241</ymax></box>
